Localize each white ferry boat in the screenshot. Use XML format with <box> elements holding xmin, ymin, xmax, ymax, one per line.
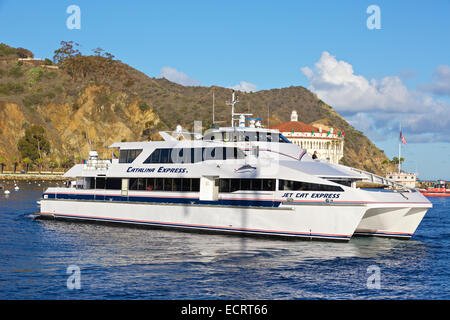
<box><xmin>39</xmin><ymin>94</ymin><xmax>432</xmax><ymax>241</ymax></box>
<box><xmin>40</xmin><ymin>141</ymin><xmax>370</xmax><ymax>241</ymax></box>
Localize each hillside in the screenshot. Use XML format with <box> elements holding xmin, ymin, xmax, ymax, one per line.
<box><xmin>0</xmin><ymin>43</ymin><xmax>394</xmax><ymax>174</ymax></box>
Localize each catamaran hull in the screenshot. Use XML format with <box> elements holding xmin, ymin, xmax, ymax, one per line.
<box><xmin>354</xmin><ymin>206</ymin><xmax>430</xmax><ymax>239</ymax></box>
<box><xmin>39</xmin><ymin>199</ymin><xmax>365</xmax><ymax>241</ymax></box>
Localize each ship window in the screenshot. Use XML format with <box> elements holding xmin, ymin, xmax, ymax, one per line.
<box><xmin>160</xmin><ymin>149</ymin><xmax>172</xmax><ymax>164</ymax></box>
<box><xmin>144</xmin><ymin>147</ymin><xmax>245</xmax><ymax>164</ymax></box>
<box><xmin>244</xmin><ymin>131</ymin><xmax>258</xmax><ymax>142</ymax></box>
<box><xmin>148</xmin><ymin>149</ymin><xmax>161</xmax><ymax>163</ymax></box>
<box><xmin>278</xmin><ymin>179</ymin><xmax>344</xmax><ymax>192</ymax></box>
<box><xmin>127</xmin><ymin>178</ymin><xmax>200</xmax><ymax>192</ymax></box>
<box><xmin>146</xmin><ymin>178</ymin><xmax>155</xmax><ymax>191</ymax></box>
<box><xmin>119</xmin><ymin>149</ymin><xmax>143</xmax><ymax>163</ymax></box>
<box><xmin>329</xmin><ymin>179</ymin><xmax>352</xmax><ymax>187</ymax></box>
<box><xmin>191</xmin><ymin>178</ymin><xmax>200</xmax><ymax>192</ymax></box>
<box><xmin>173</xmin><ymin>178</ymin><xmax>182</xmax><ymax>191</ymax></box>
<box><xmin>230</xmin><ymin>179</ymin><xmax>240</xmax><ymax>192</ymax></box>
<box><xmin>240</xmin><ymin>179</ymin><xmax>251</xmax><ymax>191</ymax></box>
<box><xmin>220</xmin><ymin>179</ymin><xmax>230</xmax><ymax>193</ymax></box>
<box><xmin>251</xmin><ymin>179</ymin><xmax>262</xmax><ymax>190</ymax></box>
<box><xmin>191</xmin><ymin>148</ymin><xmax>203</xmax><ymax>163</ymax></box>
<box><xmin>263</xmin><ymin>179</ymin><xmax>275</xmax><ymax>191</ymax></box>
<box><xmin>164</xmin><ymin>178</ymin><xmax>173</xmax><ymax>191</ymax></box>
<box><xmin>219</xmin><ymin>178</ymin><xmax>276</xmax><ymax>192</ymax></box>
<box><xmin>203</xmin><ymin>147</ymin><xmax>216</xmax><ymax>161</ymax></box>
<box><xmin>105</xmin><ymin>178</ymin><xmax>122</xmax><ymax>190</ymax></box>
<box><xmin>129</xmin><ymin>178</ymin><xmax>146</xmax><ymax>191</ymax></box>
<box><xmin>181</xmin><ymin>178</ymin><xmax>191</xmax><ymax>191</ymax></box>
<box><xmin>82</xmin><ymin>177</ymin><xmax>95</xmax><ymax>189</ymax></box>
<box><xmin>95</xmin><ymin>177</ymin><xmax>106</xmax><ymax>189</ymax></box>
<box><xmin>203</xmin><ymin>132</ymin><xmax>224</xmax><ymax>141</ymax></box>
<box><xmin>155</xmin><ymin>178</ymin><xmax>164</xmax><ymax>191</ymax></box>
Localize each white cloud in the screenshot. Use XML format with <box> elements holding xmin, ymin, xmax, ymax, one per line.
<box><xmin>301</xmin><ymin>51</ymin><xmax>437</xmax><ymax>114</ymax></box>
<box><xmin>230</xmin><ymin>81</ymin><xmax>257</xmax><ymax>92</ymax></box>
<box><xmin>160</xmin><ymin>67</ymin><xmax>201</xmax><ymax>86</ymax></box>
<box><xmin>301</xmin><ymin>52</ymin><xmax>450</xmax><ymax>143</ymax></box>
<box><xmin>420</xmin><ymin>65</ymin><xmax>450</xmax><ymax>96</ymax></box>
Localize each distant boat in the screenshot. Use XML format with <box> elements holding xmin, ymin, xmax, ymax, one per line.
<box><xmin>419</xmin><ymin>180</ymin><xmax>450</xmax><ymax>197</ymax></box>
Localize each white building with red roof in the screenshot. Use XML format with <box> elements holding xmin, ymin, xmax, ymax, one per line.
<box><xmin>270</xmin><ymin>111</ymin><xmax>345</xmax><ymax>164</ymax></box>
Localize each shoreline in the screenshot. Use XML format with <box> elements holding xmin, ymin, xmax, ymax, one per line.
<box><xmin>0</xmin><ymin>172</ymin><xmax>68</xmax><ymax>181</ymax></box>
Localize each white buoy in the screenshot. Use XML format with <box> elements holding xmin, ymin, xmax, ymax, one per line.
<box><xmin>4</xmin><ymin>190</ymin><xmax>10</xmax><ymax>195</ymax></box>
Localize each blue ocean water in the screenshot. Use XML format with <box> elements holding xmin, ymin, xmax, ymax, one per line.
<box><xmin>0</xmin><ymin>181</ymin><xmax>449</xmax><ymax>300</ymax></box>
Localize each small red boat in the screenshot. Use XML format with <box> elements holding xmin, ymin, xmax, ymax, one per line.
<box><xmin>419</xmin><ymin>180</ymin><xmax>450</xmax><ymax>197</ymax></box>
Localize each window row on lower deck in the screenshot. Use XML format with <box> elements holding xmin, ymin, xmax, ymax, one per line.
<box><xmin>77</xmin><ymin>177</ymin><xmax>343</xmax><ymax>193</ymax></box>
<box><xmin>129</xmin><ymin>178</ymin><xmax>200</xmax><ymax>192</ymax></box>
<box><xmin>84</xmin><ymin>177</ymin><xmax>201</xmax><ymax>192</ymax></box>
<box><xmin>219</xmin><ymin>179</ymin><xmax>276</xmax><ymax>192</ymax></box>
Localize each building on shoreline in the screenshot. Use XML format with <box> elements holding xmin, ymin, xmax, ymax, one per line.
<box><xmin>386</xmin><ymin>171</ymin><xmax>417</xmax><ymax>188</ymax></box>
<box><xmin>270</xmin><ymin>111</ymin><xmax>345</xmax><ymax>164</ymax></box>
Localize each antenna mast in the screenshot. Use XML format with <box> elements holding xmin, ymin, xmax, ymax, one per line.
<box><xmin>226</xmin><ymin>90</ymin><xmax>252</xmax><ymax>127</ymax></box>
<box><xmin>398</xmin><ymin>123</ymin><xmax>402</xmax><ymax>174</ymax></box>
<box><xmin>226</xmin><ymin>90</ymin><xmax>238</xmax><ymax>127</ymax></box>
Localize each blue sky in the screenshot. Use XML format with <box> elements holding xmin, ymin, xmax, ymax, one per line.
<box><xmin>1</xmin><ymin>1</ymin><xmax>449</xmax><ymax>179</ymax></box>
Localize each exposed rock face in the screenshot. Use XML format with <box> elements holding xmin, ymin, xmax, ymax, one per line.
<box><xmin>0</xmin><ymin>86</ymin><xmax>160</xmax><ymax>164</ymax></box>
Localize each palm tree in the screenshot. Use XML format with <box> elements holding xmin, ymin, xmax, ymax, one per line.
<box><xmin>12</xmin><ymin>157</ymin><xmax>20</xmax><ymax>174</ymax></box>
<box><xmin>22</xmin><ymin>157</ymin><xmax>32</xmax><ymax>172</ymax></box>
<box><xmin>49</xmin><ymin>159</ymin><xmax>58</xmax><ymax>174</ymax></box>
<box><xmin>36</xmin><ymin>158</ymin><xmax>44</xmax><ymax>174</ymax></box>
<box><xmin>390</xmin><ymin>157</ymin><xmax>405</xmax><ymax>165</ymax></box>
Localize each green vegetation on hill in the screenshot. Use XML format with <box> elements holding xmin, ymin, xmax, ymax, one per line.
<box><xmin>0</xmin><ymin>43</ymin><xmax>33</xmax><ymax>59</ymax></box>
<box><xmin>0</xmin><ymin>42</ymin><xmax>393</xmax><ymax>175</ymax></box>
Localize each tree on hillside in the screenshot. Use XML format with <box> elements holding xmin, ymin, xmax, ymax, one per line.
<box><xmin>17</xmin><ymin>125</ymin><xmax>50</xmax><ymax>162</ymax></box>
<box><xmin>61</xmin><ymin>157</ymin><xmax>74</xmax><ymax>169</ymax></box>
<box><xmin>53</xmin><ymin>40</ymin><xmax>81</xmax><ymax>64</ymax></box>
<box><xmin>22</xmin><ymin>157</ymin><xmax>31</xmax><ymax>172</ymax></box>
<box><xmin>53</xmin><ymin>41</ymin><xmax>133</xmax><ymax>86</ymax></box>
<box><xmin>0</xmin><ymin>157</ymin><xmax>6</xmax><ymax>174</ymax></box>
<box><xmin>49</xmin><ymin>159</ymin><xmax>58</xmax><ymax>174</ymax></box>
<box><xmin>53</xmin><ymin>41</ymin><xmax>82</xmax><ymax>80</ymax></box>
<box><xmin>382</xmin><ymin>157</ymin><xmax>405</xmax><ymax>170</ymax></box>
<box><xmin>12</xmin><ymin>157</ymin><xmax>20</xmax><ymax>174</ymax></box>
<box><xmin>391</xmin><ymin>157</ymin><xmax>405</xmax><ymax>165</ymax></box>
<box><xmin>16</xmin><ymin>47</ymin><xmax>33</xmax><ymax>58</ymax></box>
<box><xmin>36</xmin><ymin>158</ymin><xmax>44</xmax><ymax>174</ymax></box>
